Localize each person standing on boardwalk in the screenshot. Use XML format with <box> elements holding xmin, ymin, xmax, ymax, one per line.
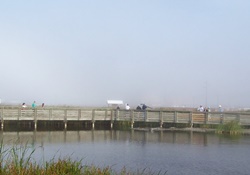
<box><xmin>141</xmin><ymin>104</ymin><xmax>149</xmax><ymax>119</ymax></box>
<box><xmin>22</xmin><ymin>103</ymin><xmax>27</xmax><ymax>110</ymax></box>
<box><xmin>198</xmin><ymin>105</ymin><xmax>204</xmax><ymax>112</ymax></box>
<box><xmin>125</xmin><ymin>104</ymin><xmax>130</xmax><ymax>110</ymax></box>
<box><xmin>32</xmin><ymin>101</ymin><xmax>37</xmax><ymax>110</ymax></box>
<box><xmin>142</xmin><ymin>104</ymin><xmax>149</xmax><ymax>110</ymax></box>
<box><xmin>218</xmin><ymin>105</ymin><xmax>223</xmax><ymax>112</ymax></box>
<box><xmin>136</xmin><ymin>105</ymin><xmax>142</xmax><ymax>110</ymax></box>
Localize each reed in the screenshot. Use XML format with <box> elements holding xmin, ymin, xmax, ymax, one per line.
<box><xmin>0</xmin><ymin>141</ymin><xmax>83</xmax><ymax>175</ymax></box>
<box><xmin>216</xmin><ymin>120</ymin><xmax>242</xmax><ymax>134</ymax></box>
<box><xmin>0</xmin><ymin>142</ymin><xmax>165</xmax><ymax>175</ymax></box>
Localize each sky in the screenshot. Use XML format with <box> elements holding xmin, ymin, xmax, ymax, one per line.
<box><xmin>0</xmin><ymin>0</ymin><xmax>250</xmax><ymax>108</ymax></box>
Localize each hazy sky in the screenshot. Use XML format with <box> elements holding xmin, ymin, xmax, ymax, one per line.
<box><xmin>0</xmin><ymin>0</ymin><xmax>249</xmax><ymax>108</ymax></box>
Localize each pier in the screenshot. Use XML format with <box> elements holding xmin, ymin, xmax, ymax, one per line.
<box><xmin>0</xmin><ymin>106</ymin><xmax>250</xmax><ymax>130</ymax></box>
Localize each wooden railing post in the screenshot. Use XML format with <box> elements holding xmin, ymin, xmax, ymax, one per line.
<box><xmin>174</xmin><ymin>111</ymin><xmax>178</xmax><ymax>123</ymax></box>
<box><xmin>110</xmin><ymin>109</ymin><xmax>114</xmax><ymax>129</ymax></box>
<box><xmin>105</xmin><ymin>109</ymin><xmax>107</xmax><ymax>120</ymax></box>
<box><xmin>237</xmin><ymin>114</ymin><xmax>241</xmax><ymax>124</ymax></box>
<box><xmin>64</xmin><ymin>109</ymin><xmax>67</xmax><ymax>130</ymax></box>
<box><xmin>220</xmin><ymin>113</ymin><xmax>224</xmax><ymax>124</ymax></box>
<box><xmin>205</xmin><ymin>112</ymin><xmax>208</xmax><ymax>124</ymax></box>
<box><xmin>144</xmin><ymin>110</ymin><xmax>147</xmax><ymax>122</ymax></box>
<box><xmin>18</xmin><ymin>108</ymin><xmax>21</xmax><ymax>120</ymax></box>
<box><xmin>48</xmin><ymin>108</ymin><xmax>51</xmax><ymax>120</ymax></box>
<box><xmin>189</xmin><ymin>112</ymin><xmax>193</xmax><ymax>128</ymax></box>
<box><xmin>1</xmin><ymin>107</ymin><xmax>3</xmax><ymax>130</ymax></box>
<box><xmin>160</xmin><ymin>111</ymin><xmax>163</xmax><ymax>128</ymax></box>
<box><xmin>78</xmin><ymin>109</ymin><xmax>81</xmax><ymax>120</ymax></box>
<box><xmin>34</xmin><ymin>109</ymin><xmax>37</xmax><ymax>130</ymax></box>
<box><xmin>92</xmin><ymin>109</ymin><xmax>95</xmax><ymax>129</ymax></box>
<box><xmin>116</xmin><ymin>109</ymin><xmax>120</xmax><ymax>120</ymax></box>
<box><xmin>131</xmin><ymin>110</ymin><xmax>134</xmax><ymax>129</ymax></box>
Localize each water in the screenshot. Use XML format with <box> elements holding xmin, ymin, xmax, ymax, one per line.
<box><xmin>1</xmin><ymin>130</ymin><xmax>250</xmax><ymax>174</ymax></box>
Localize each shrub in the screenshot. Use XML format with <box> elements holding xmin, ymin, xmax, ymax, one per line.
<box><xmin>216</xmin><ymin>120</ymin><xmax>242</xmax><ymax>134</ymax></box>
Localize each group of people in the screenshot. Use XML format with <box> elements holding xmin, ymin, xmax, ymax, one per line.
<box><xmin>21</xmin><ymin>101</ymin><xmax>45</xmax><ymax>110</ymax></box>
<box><xmin>197</xmin><ymin>105</ymin><xmax>211</xmax><ymax>112</ymax></box>
<box><xmin>117</xmin><ymin>103</ymin><xmax>150</xmax><ymax>111</ymax></box>
<box><xmin>197</xmin><ymin>105</ymin><xmax>223</xmax><ymax>112</ymax></box>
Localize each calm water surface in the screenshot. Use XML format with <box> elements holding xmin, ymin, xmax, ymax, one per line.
<box><xmin>1</xmin><ymin>130</ymin><xmax>250</xmax><ymax>175</ymax></box>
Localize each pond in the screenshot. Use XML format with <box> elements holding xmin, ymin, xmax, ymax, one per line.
<box><xmin>1</xmin><ymin>130</ymin><xmax>250</xmax><ymax>175</ymax></box>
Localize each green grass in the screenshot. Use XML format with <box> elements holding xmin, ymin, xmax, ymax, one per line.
<box><xmin>216</xmin><ymin>120</ymin><xmax>242</xmax><ymax>134</ymax></box>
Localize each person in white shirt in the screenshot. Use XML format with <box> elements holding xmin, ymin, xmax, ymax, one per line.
<box><xmin>198</xmin><ymin>105</ymin><xmax>204</xmax><ymax>112</ymax></box>
<box><xmin>22</xmin><ymin>103</ymin><xmax>27</xmax><ymax>110</ymax></box>
<box><xmin>125</xmin><ymin>104</ymin><xmax>130</xmax><ymax>110</ymax></box>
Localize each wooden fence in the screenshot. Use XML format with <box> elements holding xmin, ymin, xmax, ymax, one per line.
<box><xmin>0</xmin><ymin>107</ymin><xmax>250</xmax><ymax>130</ymax></box>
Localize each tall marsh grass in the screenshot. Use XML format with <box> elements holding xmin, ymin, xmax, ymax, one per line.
<box><xmin>0</xmin><ymin>141</ymin><xmax>165</xmax><ymax>175</ymax></box>
<box><xmin>0</xmin><ymin>141</ymin><xmax>82</xmax><ymax>175</ymax></box>
<box><xmin>216</xmin><ymin>120</ymin><xmax>242</xmax><ymax>134</ymax></box>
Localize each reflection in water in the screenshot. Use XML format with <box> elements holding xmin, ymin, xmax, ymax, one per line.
<box><xmin>0</xmin><ymin>130</ymin><xmax>246</xmax><ymax>146</ymax></box>
<box><xmin>1</xmin><ymin>130</ymin><xmax>191</xmax><ymax>144</ymax></box>
<box><xmin>0</xmin><ymin>130</ymin><xmax>250</xmax><ymax>174</ymax></box>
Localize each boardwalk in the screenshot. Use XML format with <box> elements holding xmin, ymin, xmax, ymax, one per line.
<box><xmin>1</xmin><ymin>106</ymin><xmax>250</xmax><ymax>130</ymax></box>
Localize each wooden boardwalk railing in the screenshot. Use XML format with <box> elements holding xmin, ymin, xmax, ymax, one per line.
<box><xmin>1</xmin><ymin>107</ymin><xmax>250</xmax><ymax>130</ymax></box>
